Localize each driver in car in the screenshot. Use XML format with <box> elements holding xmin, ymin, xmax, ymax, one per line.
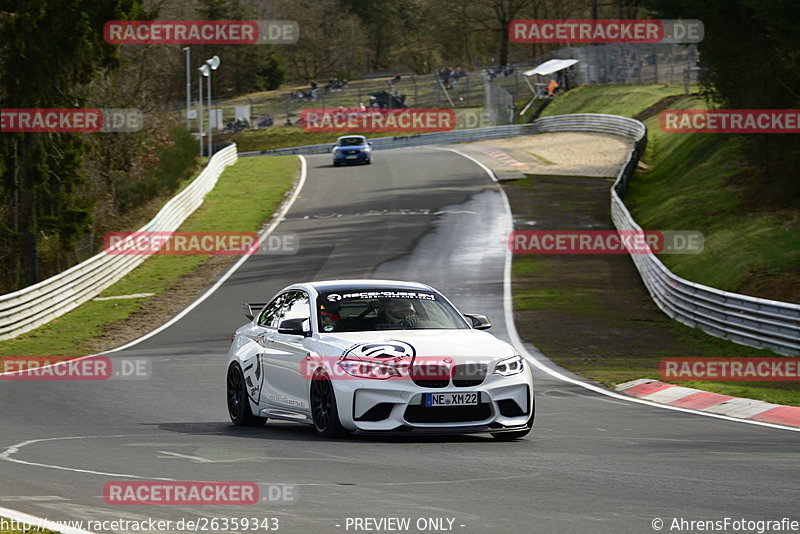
<box><xmin>379</xmin><ymin>299</ymin><xmax>418</xmax><ymax>327</ymax></box>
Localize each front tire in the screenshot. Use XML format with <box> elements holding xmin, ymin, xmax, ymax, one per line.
<box><xmin>310</xmin><ymin>372</ymin><xmax>345</xmax><ymax>438</ymax></box>
<box><xmin>227</xmin><ymin>363</ymin><xmax>267</xmax><ymax>426</ymax></box>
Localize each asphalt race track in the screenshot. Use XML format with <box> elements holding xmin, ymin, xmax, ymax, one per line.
<box><xmin>1</xmin><ymin>147</ymin><xmax>797</xmax><ymax>534</ymax></box>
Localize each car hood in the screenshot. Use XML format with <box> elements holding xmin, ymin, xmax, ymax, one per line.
<box><xmin>311</xmin><ymin>329</ymin><xmax>516</xmax><ymax>363</ymax></box>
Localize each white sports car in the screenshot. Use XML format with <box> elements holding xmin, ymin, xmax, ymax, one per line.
<box><xmin>226</xmin><ymin>280</ymin><xmax>534</xmax><ymax>439</ymax></box>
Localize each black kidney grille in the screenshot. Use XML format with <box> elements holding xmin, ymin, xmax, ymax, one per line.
<box><xmin>452</xmin><ymin>363</ymin><xmax>487</xmax><ymax>387</ymax></box>
<box><xmin>410</xmin><ymin>364</ymin><xmax>450</xmax><ymax>388</ymax></box>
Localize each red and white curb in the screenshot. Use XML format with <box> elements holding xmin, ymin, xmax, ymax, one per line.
<box><xmin>477</xmin><ymin>148</ymin><xmax>529</xmax><ymax>169</ymax></box>
<box><xmin>616</xmin><ymin>379</ymin><xmax>800</xmax><ymax>428</ymax></box>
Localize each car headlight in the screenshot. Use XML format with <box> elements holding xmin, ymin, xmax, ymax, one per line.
<box><xmin>338</xmin><ymin>360</ymin><xmax>400</xmax><ymax>380</ymax></box>
<box><xmin>493</xmin><ymin>355</ymin><xmax>524</xmax><ymax>376</ymax></box>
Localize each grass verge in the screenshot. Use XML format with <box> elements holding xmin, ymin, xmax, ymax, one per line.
<box><xmin>541</xmin><ymin>84</ymin><xmax>696</xmax><ymax>118</ymax></box>
<box><xmin>507</xmin><ymin>178</ymin><xmax>799</xmax><ymax>407</ymax></box>
<box><xmin>0</xmin><ymin>156</ymin><xmax>298</xmax><ymax>358</ymax></box>
<box><xmin>541</xmin><ymin>83</ymin><xmax>799</xmax><ymax>302</ymax></box>
<box><xmin>631</xmin><ymin>98</ymin><xmax>800</xmax><ymax>300</ymax></box>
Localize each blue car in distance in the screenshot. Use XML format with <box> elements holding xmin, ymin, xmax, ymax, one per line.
<box><xmin>332</xmin><ymin>135</ymin><xmax>372</xmax><ymax>166</ymax></box>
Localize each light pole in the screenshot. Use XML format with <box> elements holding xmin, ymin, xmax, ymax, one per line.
<box><xmin>183</xmin><ymin>47</ymin><xmax>191</xmax><ymax>130</ymax></box>
<box><xmin>198</xmin><ymin>64</ymin><xmax>209</xmax><ymax>157</ymax></box>
<box><xmin>204</xmin><ymin>55</ymin><xmax>220</xmax><ymax>157</ymax></box>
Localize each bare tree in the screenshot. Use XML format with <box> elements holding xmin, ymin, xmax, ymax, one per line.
<box><xmin>447</xmin><ymin>0</ymin><xmax>533</xmax><ymax>67</ymax></box>
<box><xmin>272</xmin><ymin>0</ymin><xmax>367</xmax><ymax>81</ymax></box>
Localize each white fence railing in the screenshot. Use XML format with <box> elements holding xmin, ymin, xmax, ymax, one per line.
<box><xmin>244</xmin><ymin>114</ymin><xmax>800</xmax><ymax>355</ymax></box>
<box><xmin>0</xmin><ymin>144</ymin><xmax>238</xmax><ymax>340</ymax></box>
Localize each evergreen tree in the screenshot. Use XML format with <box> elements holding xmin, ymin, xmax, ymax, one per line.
<box><xmin>0</xmin><ymin>0</ymin><xmax>147</xmax><ymax>288</ymax></box>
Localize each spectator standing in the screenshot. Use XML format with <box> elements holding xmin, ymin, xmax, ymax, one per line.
<box><xmin>452</xmin><ymin>67</ymin><xmax>465</xmax><ymax>88</ymax></box>
<box><xmin>439</xmin><ymin>68</ymin><xmax>451</xmax><ymax>89</ymax></box>
<box><xmin>547</xmin><ymin>78</ymin><xmax>559</xmax><ymax>97</ymax></box>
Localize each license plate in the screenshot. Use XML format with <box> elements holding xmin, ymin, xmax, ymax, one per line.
<box><xmin>423</xmin><ymin>392</ymin><xmax>479</xmax><ymax>407</ymax></box>
<box><xmin>346</xmin><ymin>155</ymin><xmax>358</xmax><ymax>159</ymax></box>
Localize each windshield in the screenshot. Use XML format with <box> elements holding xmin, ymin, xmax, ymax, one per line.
<box><xmin>317</xmin><ymin>289</ymin><xmax>469</xmax><ymax>332</ymax></box>
<box><xmin>338</xmin><ymin>137</ymin><xmax>366</xmax><ymax>146</ymax></box>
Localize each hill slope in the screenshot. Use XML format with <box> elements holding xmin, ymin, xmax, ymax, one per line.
<box><xmin>545</xmin><ymin>85</ymin><xmax>799</xmax><ymax>302</ymax></box>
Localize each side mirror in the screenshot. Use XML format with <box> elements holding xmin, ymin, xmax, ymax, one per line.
<box><xmin>243</xmin><ymin>302</ymin><xmax>266</xmax><ymax>321</ymax></box>
<box><xmin>278</xmin><ymin>317</ymin><xmax>311</xmax><ymax>337</ymax></box>
<box><xmin>368</xmin><ymin>141</ymin><xmax>373</xmax><ymax>146</ymax></box>
<box><xmin>464</xmin><ymin>313</ymin><xmax>491</xmax><ymax>330</ymax></box>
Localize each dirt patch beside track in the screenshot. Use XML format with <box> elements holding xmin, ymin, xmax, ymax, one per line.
<box><xmin>463</xmin><ymin>132</ymin><xmax>630</xmax><ymax>177</ymax></box>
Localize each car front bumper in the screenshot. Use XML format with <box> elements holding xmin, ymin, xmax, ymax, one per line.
<box><xmin>333</xmin><ymin>151</ymin><xmax>370</xmax><ymax>163</ymax></box>
<box><xmin>332</xmin><ymin>369</ymin><xmax>533</xmax><ymax>433</ymax></box>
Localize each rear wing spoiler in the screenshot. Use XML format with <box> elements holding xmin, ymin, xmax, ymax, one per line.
<box><xmin>243</xmin><ymin>302</ymin><xmax>267</xmax><ymax>321</ymax></box>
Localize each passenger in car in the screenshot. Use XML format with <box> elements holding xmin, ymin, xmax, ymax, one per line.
<box><xmin>319</xmin><ymin>302</ymin><xmax>341</xmax><ymax>332</ymax></box>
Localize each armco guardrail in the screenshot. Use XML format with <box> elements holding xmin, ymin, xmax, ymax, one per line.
<box><xmin>244</xmin><ymin>114</ymin><xmax>799</xmax><ymax>355</ymax></box>
<box><xmin>0</xmin><ymin>144</ymin><xmax>238</xmax><ymax>340</ymax></box>
<box><xmin>239</xmin><ymin>123</ymin><xmax>546</xmax><ymax>157</ymax></box>
<box><xmin>539</xmin><ymin>115</ymin><xmax>800</xmax><ymax>356</ymax></box>
<box><xmin>239</xmin><ymin>116</ymin><xmax>648</xmax><ymax>158</ymax></box>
